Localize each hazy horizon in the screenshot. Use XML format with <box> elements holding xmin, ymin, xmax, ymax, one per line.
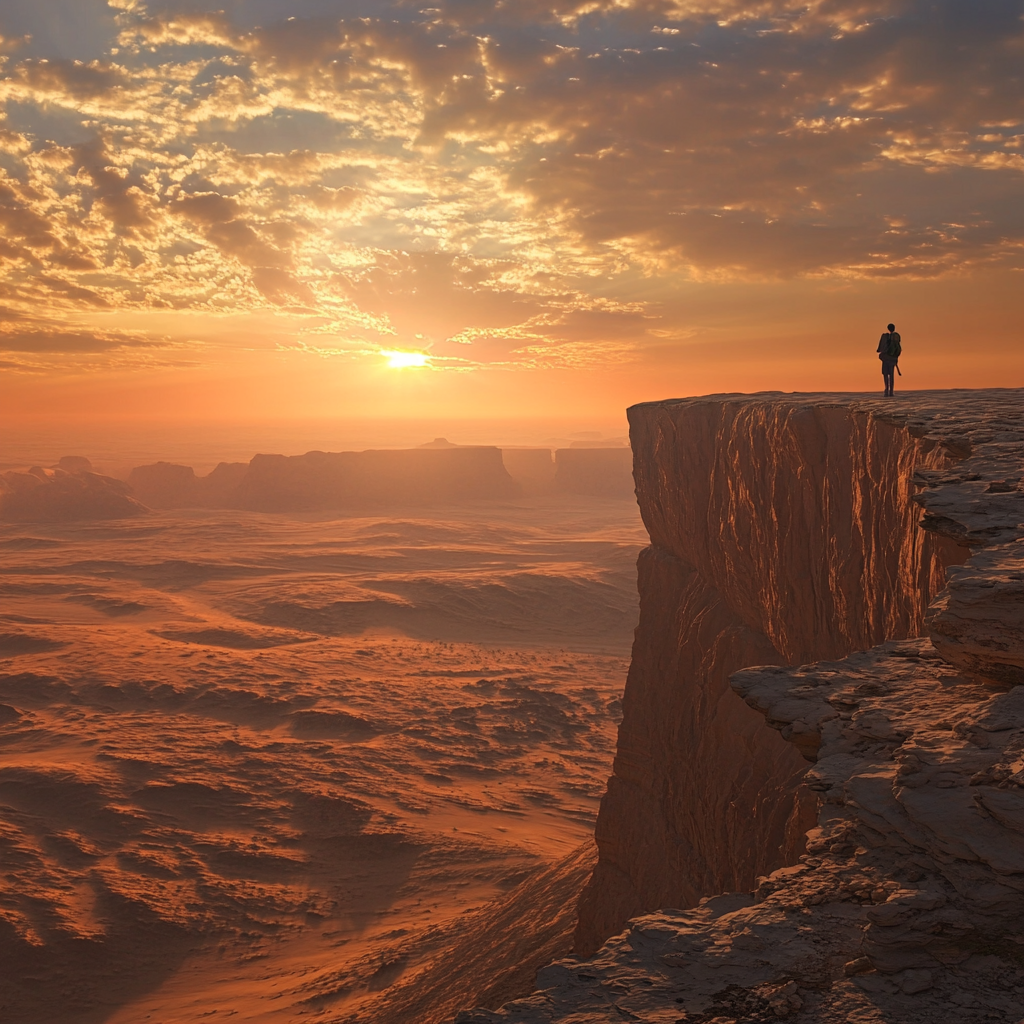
<box><xmin>0</xmin><ymin>415</ymin><xmax>634</xmax><ymax>475</ymax></box>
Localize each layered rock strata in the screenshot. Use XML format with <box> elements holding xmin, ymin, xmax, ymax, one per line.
<box><xmin>458</xmin><ymin>389</ymin><xmax>1024</xmax><ymax>1022</ymax></box>
<box><xmin>577</xmin><ymin>393</ymin><xmax>983</xmax><ymax>950</ymax></box>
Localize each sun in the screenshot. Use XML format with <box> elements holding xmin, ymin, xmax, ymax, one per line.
<box><xmin>383</xmin><ymin>350</ymin><xmax>429</xmax><ymax>369</ymax></box>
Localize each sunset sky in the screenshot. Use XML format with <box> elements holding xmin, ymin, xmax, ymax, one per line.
<box><xmin>0</xmin><ymin>0</ymin><xmax>1022</xmax><ymax>427</ymax></box>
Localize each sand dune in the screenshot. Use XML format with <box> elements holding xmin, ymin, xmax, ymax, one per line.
<box><xmin>0</xmin><ymin>495</ymin><xmax>644</xmax><ymax>1022</ymax></box>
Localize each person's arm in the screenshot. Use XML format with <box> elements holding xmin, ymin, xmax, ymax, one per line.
<box><xmin>877</xmin><ymin>334</ymin><xmax>886</xmax><ymax>354</ymax></box>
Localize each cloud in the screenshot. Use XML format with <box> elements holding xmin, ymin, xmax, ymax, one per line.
<box><xmin>0</xmin><ymin>324</ymin><xmax>156</xmax><ymax>352</ymax></box>
<box><xmin>8</xmin><ymin>58</ymin><xmax>128</xmax><ymax>100</ymax></box>
<box><xmin>0</xmin><ymin>174</ymin><xmax>59</xmax><ymax>254</ymax></box>
<box><xmin>251</xmin><ymin>265</ymin><xmax>316</xmax><ymax>305</ymax></box>
<box><xmin>72</xmin><ymin>138</ymin><xmax>157</xmax><ymax>236</ymax></box>
<box><xmin>175</xmin><ymin>191</ymin><xmax>243</xmax><ymax>224</ymax></box>
<box><xmin>0</xmin><ymin>0</ymin><xmax>1019</xmax><ymax>374</ymax></box>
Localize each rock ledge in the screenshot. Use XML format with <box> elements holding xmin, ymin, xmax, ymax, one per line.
<box><xmin>458</xmin><ymin>390</ymin><xmax>1024</xmax><ymax>1024</ymax></box>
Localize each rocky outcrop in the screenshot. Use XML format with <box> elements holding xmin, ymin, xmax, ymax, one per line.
<box><xmin>459</xmin><ymin>636</ymin><xmax>1024</xmax><ymax>1023</ymax></box>
<box><xmin>576</xmin><ymin>394</ymin><xmax>974</xmax><ymax>951</ymax></box>
<box><xmin>457</xmin><ymin>389</ymin><xmax>1024</xmax><ymax>1023</ymax></box>
<box><xmin>733</xmin><ymin>640</ymin><xmax>1024</xmax><ymax>962</ymax></box>
<box><xmin>927</xmin><ymin>544</ymin><xmax>1024</xmax><ymax>688</ymax></box>
<box><xmin>0</xmin><ymin>466</ymin><xmax>148</xmax><ymax>522</ymax></box>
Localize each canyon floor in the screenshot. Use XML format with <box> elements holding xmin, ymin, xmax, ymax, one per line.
<box><xmin>0</xmin><ymin>497</ymin><xmax>647</xmax><ymax>1023</ymax></box>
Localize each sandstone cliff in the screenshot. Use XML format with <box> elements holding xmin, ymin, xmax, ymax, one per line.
<box><xmin>576</xmin><ymin>394</ymin><xmax>971</xmax><ymax>950</ymax></box>
<box><xmin>458</xmin><ymin>389</ymin><xmax>1024</xmax><ymax>1023</ymax></box>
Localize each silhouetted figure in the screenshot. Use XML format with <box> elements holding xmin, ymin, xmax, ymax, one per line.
<box><xmin>877</xmin><ymin>323</ymin><xmax>901</xmax><ymax>396</ymax></box>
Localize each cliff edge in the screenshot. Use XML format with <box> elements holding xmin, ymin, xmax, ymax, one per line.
<box><xmin>458</xmin><ymin>389</ymin><xmax>1024</xmax><ymax>1023</ymax></box>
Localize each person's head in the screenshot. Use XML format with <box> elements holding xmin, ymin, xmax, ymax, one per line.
<box><xmin>887</xmin><ymin>323</ymin><xmax>895</xmax><ymax>331</ymax></box>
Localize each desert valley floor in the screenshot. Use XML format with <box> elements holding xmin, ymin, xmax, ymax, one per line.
<box><xmin>0</xmin><ymin>497</ymin><xmax>647</xmax><ymax>1023</ymax></box>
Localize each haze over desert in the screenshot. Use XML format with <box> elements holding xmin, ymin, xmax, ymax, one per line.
<box><xmin>0</xmin><ymin>460</ymin><xmax>645</xmax><ymax>1021</ymax></box>
<box><xmin>3</xmin><ymin>1</ymin><xmax>1024</xmax><ymax>1022</ymax></box>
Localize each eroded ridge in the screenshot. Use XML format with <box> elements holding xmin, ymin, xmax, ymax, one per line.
<box><xmin>460</xmin><ymin>390</ymin><xmax>1024</xmax><ymax>1023</ymax></box>
<box><xmin>460</xmin><ymin>640</ymin><xmax>1024</xmax><ymax>1022</ymax></box>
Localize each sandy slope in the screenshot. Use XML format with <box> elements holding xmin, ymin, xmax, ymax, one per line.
<box><xmin>0</xmin><ymin>497</ymin><xmax>645</xmax><ymax>1023</ymax></box>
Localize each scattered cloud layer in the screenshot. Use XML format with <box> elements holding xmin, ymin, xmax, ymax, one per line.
<box><xmin>0</xmin><ymin>0</ymin><xmax>1021</xmax><ymax>373</ymax></box>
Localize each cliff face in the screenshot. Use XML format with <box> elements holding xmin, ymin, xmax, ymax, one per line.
<box><xmin>458</xmin><ymin>389</ymin><xmax>1024</xmax><ymax>1024</ymax></box>
<box><xmin>576</xmin><ymin>396</ymin><xmax>968</xmax><ymax>950</ymax></box>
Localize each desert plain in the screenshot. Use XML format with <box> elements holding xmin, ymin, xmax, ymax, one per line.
<box><xmin>0</xmin><ymin>469</ymin><xmax>646</xmax><ymax>1023</ymax></box>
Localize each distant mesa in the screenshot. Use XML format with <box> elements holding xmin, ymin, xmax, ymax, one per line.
<box><xmin>127</xmin><ymin>461</ymin><xmax>196</xmax><ymax>508</ymax></box>
<box><xmin>127</xmin><ymin>460</ymin><xmax>249</xmax><ymax>509</ymax></box>
<box><xmin>57</xmin><ymin>455</ymin><xmax>93</xmax><ymax>474</ymax></box>
<box><xmin>103</xmin><ymin>444</ymin><xmax>638</xmax><ymax>513</ymax></box>
<box><xmin>0</xmin><ymin>464</ymin><xmax>148</xmax><ymax>522</ymax></box>
<box><xmin>234</xmin><ymin>447</ymin><xmax>521</xmax><ymax>511</ymax></box>
<box><xmin>504</xmin><ymin>445</ymin><xmax>633</xmax><ymax>498</ymax></box>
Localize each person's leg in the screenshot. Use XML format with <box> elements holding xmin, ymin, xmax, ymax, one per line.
<box><xmin>882</xmin><ymin>365</ymin><xmax>892</xmax><ymax>395</ymax></box>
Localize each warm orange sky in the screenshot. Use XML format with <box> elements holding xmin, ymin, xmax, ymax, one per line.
<box><xmin>1</xmin><ymin>0</ymin><xmax>1022</xmax><ymax>425</ymax></box>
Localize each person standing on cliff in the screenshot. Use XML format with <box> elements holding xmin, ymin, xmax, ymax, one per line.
<box><xmin>877</xmin><ymin>323</ymin><xmax>901</xmax><ymax>396</ymax></box>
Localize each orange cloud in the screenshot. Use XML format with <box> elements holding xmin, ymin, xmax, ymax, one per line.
<box><xmin>0</xmin><ymin>0</ymin><xmax>1019</xmax><ymax>393</ymax></box>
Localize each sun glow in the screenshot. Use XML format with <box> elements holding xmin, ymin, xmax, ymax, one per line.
<box><xmin>383</xmin><ymin>350</ymin><xmax>430</xmax><ymax>369</ymax></box>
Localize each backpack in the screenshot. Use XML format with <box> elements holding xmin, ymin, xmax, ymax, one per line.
<box><xmin>885</xmin><ymin>332</ymin><xmax>901</xmax><ymax>359</ymax></box>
